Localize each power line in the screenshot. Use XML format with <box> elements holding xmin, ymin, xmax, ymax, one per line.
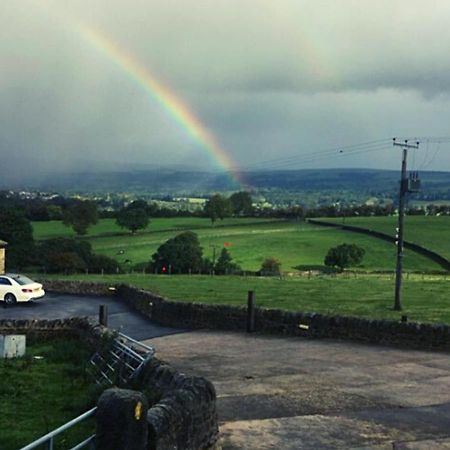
<box><xmin>247</xmin><ymin>138</ymin><xmax>392</xmax><ymax>168</ymax></box>
<box><xmin>245</xmin><ymin>139</ymin><xmax>392</xmax><ymax>170</ymax></box>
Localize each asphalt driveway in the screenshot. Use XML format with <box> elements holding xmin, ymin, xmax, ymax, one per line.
<box><xmin>148</xmin><ymin>331</ymin><xmax>450</xmax><ymax>449</ymax></box>
<box><xmin>0</xmin><ymin>293</ymin><xmax>182</xmax><ymax>340</ymax></box>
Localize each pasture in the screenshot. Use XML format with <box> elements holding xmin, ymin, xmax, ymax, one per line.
<box><xmin>32</xmin><ymin>218</ymin><xmax>442</xmax><ymax>272</ymax></box>
<box><xmin>319</xmin><ymin>216</ymin><xmax>450</xmax><ymax>261</ymax></box>
<box><xmin>40</xmin><ymin>273</ymin><xmax>450</xmax><ymax>324</ymax></box>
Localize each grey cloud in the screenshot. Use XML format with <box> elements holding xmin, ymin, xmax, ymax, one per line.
<box><xmin>1</xmin><ymin>0</ymin><xmax>450</xmax><ymax>177</ymax></box>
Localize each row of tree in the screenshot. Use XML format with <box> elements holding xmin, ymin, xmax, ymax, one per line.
<box><xmin>0</xmin><ymin>203</ymin><xmax>366</xmax><ymax>274</ymax></box>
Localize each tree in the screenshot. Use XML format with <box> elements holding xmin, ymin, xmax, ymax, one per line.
<box><xmin>260</xmin><ymin>257</ymin><xmax>282</xmax><ymax>275</ymax></box>
<box><xmin>229</xmin><ymin>191</ymin><xmax>253</xmax><ymax>216</ymax></box>
<box><xmin>38</xmin><ymin>238</ymin><xmax>119</xmax><ymax>273</ymax></box>
<box><xmin>204</xmin><ymin>194</ymin><xmax>231</xmax><ymax>224</ymax></box>
<box><xmin>215</xmin><ymin>248</ymin><xmax>241</xmax><ymax>274</ymax></box>
<box><xmin>151</xmin><ymin>231</ymin><xmax>203</xmax><ymax>273</ymax></box>
<box><xmin>62</xmin><ymin>200</ymin><xmax>98</xmax><ymax>236</ymax></box>
<box><xmin>116</xmin><ymin>207</ymin><xmax>150</xmax><ymax>234</ymax></box>
<box><xmin>324</xmin><ymin>243</ymin><xmax>365</xmax><ymax>271</ymax></box>
<box><xmin>0</xmin><ymin>207</ymin><xmax>34</xmax><ymax>269</ymax></box>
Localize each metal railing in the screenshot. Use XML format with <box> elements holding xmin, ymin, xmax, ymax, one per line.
<box><xmin>20</xmin><ymin>333</ymin><xmax>154</xmax><ymax>450</ymax></box>
<box><xmin>19</xmin><ymin>407</ymin><xmax>97</xmax><ymax>450</ymax></box>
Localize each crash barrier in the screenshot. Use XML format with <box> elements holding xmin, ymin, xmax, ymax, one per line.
<box><xmin>307</xmin><ymin>218</ymin><xmax>450</xmax><ymax>271</ymax></box>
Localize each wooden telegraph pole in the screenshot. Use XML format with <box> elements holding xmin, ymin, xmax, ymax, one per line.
<box><xmin>392</xmin><ymin>138</ymin><xmax>420</xmax><ymax>311</ymax></box>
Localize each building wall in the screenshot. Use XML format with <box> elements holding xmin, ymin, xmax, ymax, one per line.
<box><xmin>0</xmin><ymin>248</ymin><xmax>5</xmax><ymax>274</ymax></box>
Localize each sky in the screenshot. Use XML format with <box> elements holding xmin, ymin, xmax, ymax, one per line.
<box><xmin>1</xmin><ymin>0</ymin><xmax>450</xmax><ymax>182</ymax></box>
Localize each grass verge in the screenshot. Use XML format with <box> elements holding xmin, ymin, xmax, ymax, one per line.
<box><xmin>0</xmin><ymin>338</ymin><xmax>97</xmax><ymax>450</ymax></box>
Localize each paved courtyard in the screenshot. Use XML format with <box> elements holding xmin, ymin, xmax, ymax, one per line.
<box><xmin>145</xmin><ymin>331</ymin><xmax>450</xmax><ymax>449</ymax></box>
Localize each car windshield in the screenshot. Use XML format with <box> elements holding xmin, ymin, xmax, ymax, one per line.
<box><xmin>11</xmin><ymin>275</ymin><xmax>35</xmax><ymax>286</ymax></box>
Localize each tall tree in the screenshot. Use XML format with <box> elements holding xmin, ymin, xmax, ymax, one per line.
<box><xmin>151</xmin><ymin>231</ymin><xmax>203</xmax><ymax>273</ymax></box>
<box><xmin>204</xmin><ymin>194</ymin><xmax>231</xmax><ymax>224</ymax></box>
<box><xmin>116</xmin><ymin>206</ymin><xmax>150</xmax><ymax>234</ymax></box>
<box><xmin>62</xmin><ymin>200</ymin><xmax>98</xmax><ymax>236</ymax></box>
<box><xmin>215</xmin><ymin>248</ymin><xmax>241</xmax><ymax>274</ymax></box>
<box><xmin>229</xmin><ymin>191</ymin><xmax>253</xmax><ymax>216</ymax></box>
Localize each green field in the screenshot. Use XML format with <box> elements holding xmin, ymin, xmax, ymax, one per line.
<box><xmin>319</xmin><ymin>216</ymin><xmax>450</xmax><ymax>261</ymax></box>
<box><xmin>32</xmin><ymin>218</ymin><xmax>442</xmax><ymax>272</ymax></box>
<box><xmin>40</xmin><ymin>273</ymin><xmax>450</xmax><ymax>324</ymax></box>
<box><xmin>0</xmin><ymin>339</ymin><xmax>94</xmax><ymax>450</ymax></box>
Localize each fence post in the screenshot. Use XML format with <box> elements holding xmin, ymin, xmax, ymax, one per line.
<box><xmin>247</xmin><ymin>290</ymin><xmax>255</xmax><ymax>333</ymax></box>
<box><xmin>99</xmin><ymin>305</ymin><xmax>108</xmax><ymax>327</ymax></box>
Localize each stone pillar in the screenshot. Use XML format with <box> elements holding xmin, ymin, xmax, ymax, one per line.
<box><xmin>0</xmin><ymin>246</ymin><xmax>5</xmax><ymax>274</ymax></box>
<box><xmin>96</xmin><ymin>388</ymin><xmax>149</xmax><ymax>450</ymax></box>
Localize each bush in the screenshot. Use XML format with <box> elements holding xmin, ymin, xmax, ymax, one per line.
<box><xmin>46</xmin><ymin>252</ymin><xmax>86</xmax><ymax>274</ymax></box>
<box><xmin>88</xmin><ymin>254</ymin><xmax>120</xmax><ymax>274</ymax></box>
<box><xmin>37</xmin><ymin>238</ymin><xmax>119</xmax><ymax>274</ymax></box>
<box><xmin>259</xmin><ymin>257</ymin><xmax>282</xmax><ymax>276</ymax></box>
<box><xmin>324</xmin><ymin>243</ymin><xmax>365</xmax><ymax>271</ymax></box>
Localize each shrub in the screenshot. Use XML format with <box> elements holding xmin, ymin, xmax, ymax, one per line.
<box><xmin>324</xmin><ymin>243</ymin><xmax>365</xmax><ymax>271</ymax></box>
<box><xmin>46</xmin><ymin>252</ymin><xmax>86</xmax><ymax>274</ymax></box>
<box><xmin>260</xmin><ymin>257</ymin><xmax>282</xmax><ymax>275</ymax></box>
<box><xmin>88</xmin><ymin>254</ymin><xmax>120</xmax><ymax>274</ymax></box>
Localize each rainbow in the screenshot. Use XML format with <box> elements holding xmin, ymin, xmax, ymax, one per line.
<box><xmin>35</xmin><ymin>2</ymin><xmax>245</xmax><ymax>186</ymax></box>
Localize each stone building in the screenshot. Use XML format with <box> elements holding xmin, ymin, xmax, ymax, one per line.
<box><xmin>0</xmin><ymin>241</ymin><xmax>6</xmax><ymax>274</ymax></box>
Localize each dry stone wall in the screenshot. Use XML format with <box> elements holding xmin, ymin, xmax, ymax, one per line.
<box><xmin>128</xmin><ymin>358</ymin><xmax>219</xmax><ymax>450</ymax></box>
<box><xmin>116</xmin><ymin>284</ymin><xmax>450</xmax><ymax>351</ymax></box>
<box><xmin>0</xmin><ymin>317</ymin><xmax>97</xmax><ymax>340</ymax></box>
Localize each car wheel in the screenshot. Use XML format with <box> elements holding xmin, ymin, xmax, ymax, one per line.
<box><xmin>4</xmin><ymin>293</ymin><xmax>17</xmax><ymax>306</ymax></box>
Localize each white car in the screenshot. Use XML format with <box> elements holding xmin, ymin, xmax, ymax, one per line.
<box><xmin>0</xmin><ymin>274</ymin><xmax>45</xmax><ymax>306</ymax></box>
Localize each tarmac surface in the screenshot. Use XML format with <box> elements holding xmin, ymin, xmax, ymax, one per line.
<box><xmin>145</xmin><ymin>330</ymin><xmax>450</xmax><ymax>450</ymax></box>
<box><xmin>0</xmin><ymin>293</ymin><xmax>181</xmax><ymax>340</ymax></box>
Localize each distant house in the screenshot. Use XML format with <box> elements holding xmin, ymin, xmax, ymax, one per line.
<box><xmin>0</xmin><ymin>241</ymin><xmax>6</xmax><ymax>274</ymax></box>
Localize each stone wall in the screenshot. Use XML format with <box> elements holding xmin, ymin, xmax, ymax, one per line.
<box><xmin>117</xmin><ymin>284</ymin><xmax>450</xmax><ymax>351</ymax></box>
<box><xmin>0</xmin><ymin>317</ymin><xmax>97</xmax><ymax>340</ymax></box>
<box><xmin>41</xmin><ymin>280</ymin><xmax>116</xmax><ymax>296</ymax></box>
<box><xmin>128</xmin><ymin>358</ymin><xmax>219</xmax><ymax>450</ymax></box>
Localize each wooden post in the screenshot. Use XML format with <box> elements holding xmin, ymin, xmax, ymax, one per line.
<box><xmin>247</xmin><ymin>290</ymin><xmax>255</xmax><ymax>333</ymax></box>
<box><xmin>99</xmin><ymin>305</ymin><xmax>108</xmax><ymax>327</ymax></box>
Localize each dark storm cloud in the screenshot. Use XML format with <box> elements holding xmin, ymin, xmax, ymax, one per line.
<box><xmin>1</xmin><ymin>0</ymin><xmax>450</xmax><ymax>177</ymax></box>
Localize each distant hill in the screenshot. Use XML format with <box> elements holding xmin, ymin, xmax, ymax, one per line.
<box><xmin>2</xmin><ymin>168</ymin><xmax>449</xmax><ymax>199</ymax></box>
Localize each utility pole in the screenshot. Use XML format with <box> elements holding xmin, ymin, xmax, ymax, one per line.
<box><xmin>393</xmin><ymin>138</ymin><xmax>420</xmax><ymax>311</ymax></box>
<box><xmin>210</xmin><ymin>244</ymin><xmax>220</xmax><ymax>266</ymax></box>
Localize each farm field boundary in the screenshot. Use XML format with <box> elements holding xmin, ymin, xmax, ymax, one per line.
<box><xmin>42</xmin><ymin>280</ymin><xmax>450</xmax><ymax>351</ymax></box>
<box><xmin>308</xmin><ymin>219</ymin><xmax>450</xmax><ymax>272</ymax></box>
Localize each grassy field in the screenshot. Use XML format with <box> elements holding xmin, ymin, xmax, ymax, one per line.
<box><xmin>32</xmin><ymin>218</ymin><xmax>442</xmax><ymax>272</ymax></box>
<box><xmin>319</xmin><ymin>216</ymin><xmax>450</xmax><ymax>261</ymax></box>
<box><xmin>0</xmin><ymin>338</ymin><xmax>95</xmax><ymax>450</ymax></box>
<box><xmin>40</xmin><ymin>273</ymin><xmax>450</xmax><ymax>324</ymax></box>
